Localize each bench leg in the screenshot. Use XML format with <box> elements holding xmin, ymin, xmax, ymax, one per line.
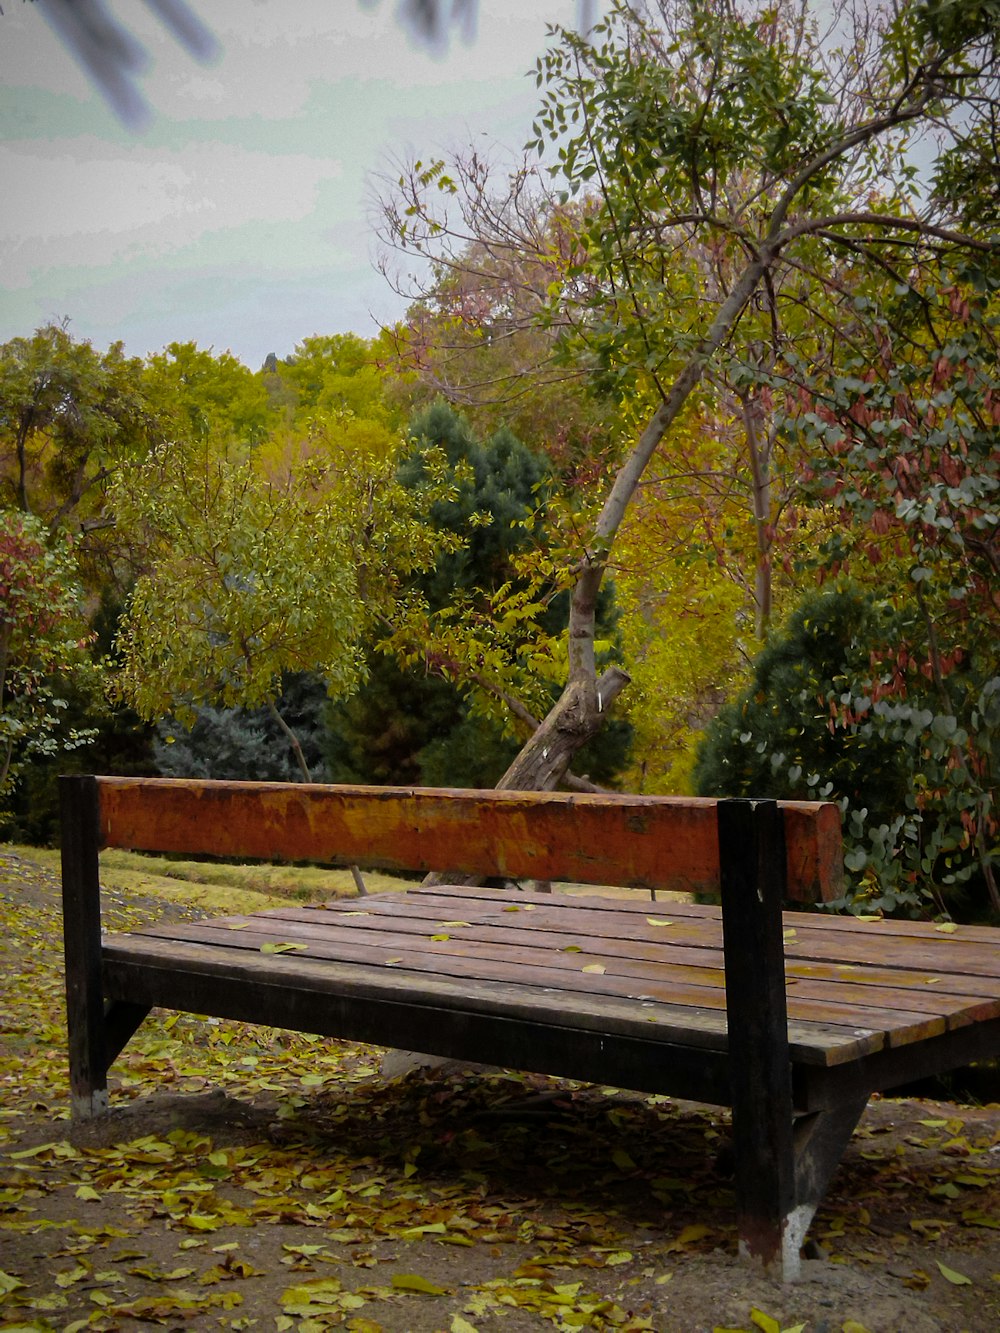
<box><xmin>720</xmin><ymin>799</ymin><xmax>794</xmax><ymax>1274</ymax></box>
<box><xmin>719</xmin><ymin>799</ymin><xmax>868</xmax><ymax>1279</ymax></box>
<box><xmin>61</xmin><ymin>775</ymin><xmax>111</xmax><ymax>1119</ymax></box>
<box><xmin>790</xmin><ymin>1096</ymin><xmax>869</xmax><ymax>1257</ymax></box>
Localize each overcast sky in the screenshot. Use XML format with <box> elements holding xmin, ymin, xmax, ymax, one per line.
<box><xmin>1</xmin><ymin>1</ymin><xmax>592</xmax><ymax>369</ymax></box>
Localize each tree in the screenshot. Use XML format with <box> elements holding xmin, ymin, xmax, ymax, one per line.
<box><xmin>0</xmin><ymin>324</ymin><xmax>157</xmax><ymax>586</ymax></box>
<box><xmin>155</xmin><ymin>674</ymin><xmax>330</xmax><ymax>783</ymax></box>
<box><xmin>143</xmin><ymin>342</ymin><xmax>274</xmax><ymax>449</ymax></box>
<box><xmin>112</xmin><ymin>424</ymin><xmax>455</xmax><ymax>782</ymax></box>
<box><xmin>269</xmin><ymin>334</ymin><xmax>402</xmax><ymax>433</ymax></box>
<box><xmin>328</xmin><ymin>400</ymin><xmax>630</xmax><ymax>788</ymax></box>
<box><xmin>0</xmin><ymin>510</ymin><xmax>99</xmax><ymax>806</ymax></box>
<box><xmin>378</xmin><ymin>188</ymin><xmax>621</xmax><ymax>480</ymax></box>
<box><xmin>773</xmin><ymin>255</ymin><xmax>999</xmax><ymax>915</ymax></box>
<box><xmin>379</xmin><ymin>0</ymin><xmax>999</xmax><ymax>800</ymax></box>
<box><xmin>695</xmin><ymin>581</ymin><xmax>999</xmax><ymax>920</ymax></box>
<box><xmin>0</xmin><ymin>324</ymin><xmax>168</xmax><ymax>823</ymax></box>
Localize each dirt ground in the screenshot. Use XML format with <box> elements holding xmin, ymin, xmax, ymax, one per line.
<box><xmin>1</xmin><ymin>848</ymin><xmax>998</xmax><ymax>1332</ymax></box>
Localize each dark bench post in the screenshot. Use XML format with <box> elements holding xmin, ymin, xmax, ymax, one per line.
<box><xmin>719</xmin><ymin>798</ymin><xmax>799</xmax><ymax>1278</ymax></box>
<box><xmin>60</xmin><ymin>774</ymin><xmax>109</xmax><ymax>1118</ymax></box>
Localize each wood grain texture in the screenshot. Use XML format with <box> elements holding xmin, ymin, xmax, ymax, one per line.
<box><xmin>94</xmin><ymin>778</ymin><xmax>843</xmax><ymax>903</ymax></box>
<box><xmin>105</xmin><ymin>877</ymin><xmax>1000</xmax><ymax>1065</ymax></box>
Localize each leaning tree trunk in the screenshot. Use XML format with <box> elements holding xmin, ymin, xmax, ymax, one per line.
<box><xmin>423</xmin><ymin>249</ymin><xmax>781</xmax><ymax>898</ymax></box>
<box><xmin>494</xmin><ymin>666</ymin><xmax>632</xmax><ymax>792</ymax></box>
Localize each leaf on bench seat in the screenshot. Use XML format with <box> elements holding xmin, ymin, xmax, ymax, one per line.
<box><xmin>261</xmin><ymin>942</ymin><xmax>307</xmax><ymax>954</ymax></box>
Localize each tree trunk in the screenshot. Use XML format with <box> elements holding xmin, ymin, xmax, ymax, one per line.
<box><xmin>268</xmin><ymin>701</ymin><xmax>312</xmax><ymax>783</ymax></box>
<box><xmin>742</xmin><ymin>394</ymin><xmax>774</xmax><ymax>640</ymax></box>
<box><xmin>268</xmin><ymin>700</ymin><xmax>368</xmax><ymax>897</ymax></box>
<box><xmin>494</xmin><ymin>666</ymin><xmax>631</xmax><ymax>792</ymax></box>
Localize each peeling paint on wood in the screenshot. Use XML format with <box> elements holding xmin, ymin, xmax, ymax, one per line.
<box><xmin>95</xmin><ymin>778</ymin><xmax>842</xmax><ymax>903</ymax></box>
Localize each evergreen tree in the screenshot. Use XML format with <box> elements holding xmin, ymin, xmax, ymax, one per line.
<box><xmin>326</xmin><ymin>401</ymin><xmax>630</xmax><ymax>787</ymax></box>
<box><xmin>155</xmin><ymin>674</ymin><xmax>329</xmax><ymax>783</ymax></box>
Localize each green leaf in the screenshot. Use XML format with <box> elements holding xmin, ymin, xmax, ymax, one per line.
<box><xmin>936</xmin><ymin>1261</ymin><xmax>972</xmax><ymax>1285</ymax></box>
<box><xmin>261</xmin><ymin>941</ymin><xmax>307</xmax><ymax>954</ymax></box>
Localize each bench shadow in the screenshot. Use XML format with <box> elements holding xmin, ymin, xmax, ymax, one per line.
<box><xmin>297</xmin><ymin>1063</ymin><xmax>740</xmax><ymax>1239</ymax></box>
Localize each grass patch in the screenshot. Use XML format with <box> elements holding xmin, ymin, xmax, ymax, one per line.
<box><xmin>3</xmin><ymin>841</ymin><xmax>410</xmax><ymax>910</ymax></box>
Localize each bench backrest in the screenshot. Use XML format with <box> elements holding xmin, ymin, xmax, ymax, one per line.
<box><xmin>84</xmin><ymin>777</ymin><xmax>843</xmax><ymax>904</ymax></box>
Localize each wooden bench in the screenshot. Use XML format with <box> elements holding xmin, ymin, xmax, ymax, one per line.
<box><xmin>59</xmin><ymin>775</ymin><xmax>1000</xmax><ymax>1281</ymax></box>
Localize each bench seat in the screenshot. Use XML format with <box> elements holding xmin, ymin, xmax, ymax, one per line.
<box><xmin>103</xmin><ymin>886</ymin><xmax>1000</xmax><ymax>1084</ymax></box>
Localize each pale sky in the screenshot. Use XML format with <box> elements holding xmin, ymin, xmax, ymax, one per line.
<box><xmin>0</xmin><ymin>1</ymin><xmax>591</xmax><ymax>368</ymax></box>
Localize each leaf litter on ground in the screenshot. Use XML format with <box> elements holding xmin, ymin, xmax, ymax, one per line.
<box><xmin>1</xmin><ymin>846</ymin><xmax>999</xmax><ymax>1331</ymax></box>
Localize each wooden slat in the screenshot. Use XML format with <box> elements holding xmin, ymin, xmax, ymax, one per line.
<box><xmin>101</xmin><ymin>934</ymin><xmax>884</xmax><ymax>1065</ymax></box>
<box><xmin>124</xmin><ymin>877</ymin><xmax>998</xmax><ymax>1053</ymax></box>
<box><xmin>405</xmin><ymin>888</ymin><xmax>1000</xmax><ymax>978</ymax></box>
<box><xmin>124</xmin><ymin>885</ymin><xmax>996</xmax><ymax>1053</ymax></box>
<box><xmin>276</xmin><ymin>903</ymin><xmax>1000</xmax><ymax>1000</ymax></box>
<box><xmin>94</xmin><ymin>777</ymin><xmax>842</xmax><ymax>903</ymax></box>
<box><xmin>113</xmin><ymin>930</ymin><xmax>929</xmax><ymax>1057</ymax></box>
<box><xmin>142</xmin><ymin>908</ymin><xmax>1000</xmax><ymax>1018</ymax></box>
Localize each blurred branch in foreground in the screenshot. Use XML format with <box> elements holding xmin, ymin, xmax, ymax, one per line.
<box><xmin>11</xmin><ymin>0</ymin><xmax>599</xmax><ymax>130</ymax></box>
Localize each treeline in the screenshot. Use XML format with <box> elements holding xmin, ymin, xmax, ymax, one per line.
<box><xmin>2</xmin><ymin>0</ymin><xmax>998</xmax><ymax>921</ymax></box>
<box><xmin>0</xmin><ymin>328</ymin><xmax>629</xmax><ymax>837</ymax></box>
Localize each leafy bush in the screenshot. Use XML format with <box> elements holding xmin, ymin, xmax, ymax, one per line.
<box><xmin>695</xmin><ymin>584</ymin><xmax>998</xmax><ymax>921</ymax></box>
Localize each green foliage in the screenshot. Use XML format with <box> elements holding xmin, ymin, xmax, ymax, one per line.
<box><xmin>400</xmin><ymin>399</ymin><xmax>550</xmax><ymax>597</ymax></box>
<box><xmin>269</xmin><ymin>333</ymin><xmax>403</xmax><ymax>432</ymax></box>
<box><xmin>0</xmin><ymin>510</ymin><xmax>101</xmax><ymax>807</ymax></box>
<box><xmin>526</xmin><ymin>0</ymin><xmax>856</xmax><ymax>396</ymax></box>
<box><xmin>112</xmin><ymin>428</ymin><xmax>449</xmax><ymax>729</ymax></box>
<box><xmin>0</xmin><ymin>324</ymin><xmax>156</xmax><ymax>580</ymax></box>
<box><xmin>0</xmin><ymin>584</ymin><xmax>157</xmax><ymax>846</ymax></box>
<box><xmin>143</xmin><ymin>341</ymin><xmax>273</xmax><ymax>447</ymax></box>
<box><xmin>779</xmin><ymin>258</ymin><xmax>1000</xmax><ymax>916</ymax></box>
<box><xmin>330</xmin><ymin>401</ymin><xmax>630</xmax><ymax>786</ymax></box>
<box><xmin>695</xmin><ymin>585</ymin><xmax>998</xmax><ymax>920</ymax></box>
<box><xmin>695</xmin><ymin>585</ymin><xmax>908</xmax><ymax>813</ymax></box>
<box><xmin>324</xmin><ymin>661</ymin><xmax>520</xmax><ymax>788</ymax></box>
<box><xmin>156</xmin><ymin>674</ymin><xmax>330</xmax><ymax>783</ymax></box>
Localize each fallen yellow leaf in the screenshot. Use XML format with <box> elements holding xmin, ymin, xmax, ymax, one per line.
<box><xmin>750</xmin><ymin>1307</ymin><xmax>780</xmax><ymax>1333</ymax></box>
<box><xmin>391</xmin><ymin>1273</ymin><xmax>448</xmax><ymax>1295</ymax></box>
